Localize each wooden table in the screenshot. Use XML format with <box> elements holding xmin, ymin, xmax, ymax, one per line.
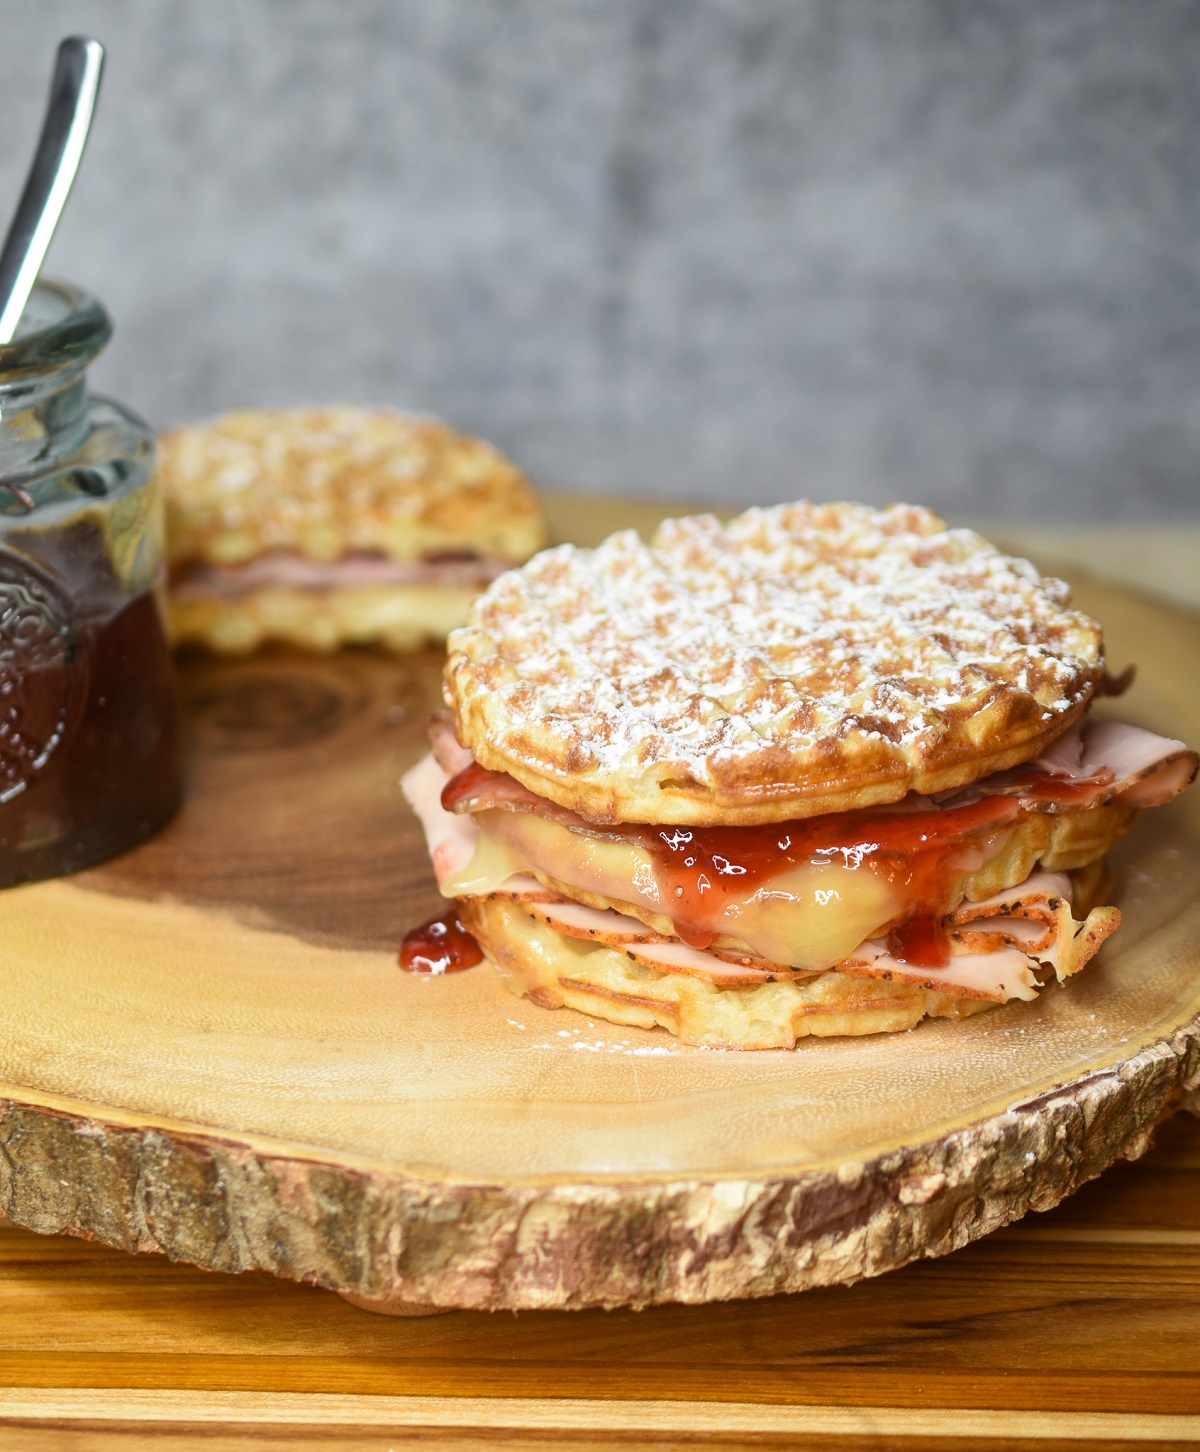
<box><xmin>1</xmin><ymin>500</ymin><xmax>1197</xmax><ymax>1450</ymax></box>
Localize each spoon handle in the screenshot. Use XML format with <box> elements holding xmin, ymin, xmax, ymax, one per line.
<box><xmin>0</xmin><ymin>36</ymin><xmax>105</xmax><ymax>345</ymax></box>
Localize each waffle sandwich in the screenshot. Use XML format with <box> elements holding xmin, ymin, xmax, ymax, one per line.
<box><xmin>159</xmin><ymin>406</ymin><xmax>548</xmax><ymax>653</ymax></box>
<box><xmin>403</xmin><ymin>502</ymin><xmax>1197</xmax><ymax>1048</ymax></box>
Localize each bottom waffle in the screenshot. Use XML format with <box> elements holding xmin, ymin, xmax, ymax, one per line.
<box><xmin>170</xmin><ymin>584</ymin><xmax>480</xmax><ymax>654</ymax></box>
<box><xmin>461</xmin><ymin>896</ymin><xmax>996</xmax><ymax>1049</ymax></box>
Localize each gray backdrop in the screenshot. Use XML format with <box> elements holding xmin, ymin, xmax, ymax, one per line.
<box><xmin>3</xmin><ymin>1</ymin><xmax>1198</xmax><ymax>520</ymax></box>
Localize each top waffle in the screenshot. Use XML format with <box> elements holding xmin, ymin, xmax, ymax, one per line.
<box><xmin>444</xmin><ymin>502</ymin><xmax>1105</xmax><ymax>825</ymax></box>
<box><xmin>159</xmin><ymin>406</ymin><xmax>547</xmax><ymax>568</ymax></box>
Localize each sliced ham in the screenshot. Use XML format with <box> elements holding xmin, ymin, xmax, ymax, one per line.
<box><xmin>404</xmin><ymin>748</ymin><xmax>1124</xmax><ymax>999</ymax></box>
<box><xmin>460</xmin><ymin>865</ymin><xmax>1116</xmax><ymax>1002</ymax></box>
<box><xmin>958</xmin><ymin>718</ymin><xmax>1198</xmax><ymax>811</ymax></box>
<box><xmin>440</xmin><ymin>762</ymin><xmax>560</xmax><ymax>817</ymax></box>
<box><xmin>1071</xmin><ymin>719</ymin><xmax>1198</xmax><ymax>808</ymax></box>
<box><xmin>836</xmin><ymin>941</ymin><xmax>1042</xmax><ymax>1003</ymax></box>
<box><xmin>942</xmin><ymin>869</ymin><xmax>1121</xmax><ymax>981</ymax></box>
<box><xmin>514</xmin><ymin>879</ymin><xmax>1109</xmax><ymax>1001</ymax></box>
<box><xmin>171</xmin><ymin>548</ymin><xmax>511</xmax><ymax>600</ymax></box>
<box><xmin>521</xmin><ymin>896</ymin><xmax>663</xmax><ymax>944</ymax></box>
<box><xmin>438</xmin><ymin>755</ymin><xmax>593</xmax><ymax>828</ymax></box>
<box><xmin>428</xmin><ymin>709</ymin><xmax>474</xmax><ymax>777</ymax></box>
<box><xmin>618</xmin><ymin>939</ymin><xmax>780</xmax><ymax>988</ymax></box>
<box><xmin>401</xmin><ymin>751</ymin><xmax>478</xmax><ymax>889</ymax></box>
<box><xmin>512</xmin><ymin>894</ymin><xmax>794</xmax><ymax>987</ymax></box>
<box><xmin>476</xmin><ymin>870</ymin><xmax>552</xmax><ymax>899</ymax></box>
<box><xmin>403</xmin><ymin>735</ymin><xmax>1136</xmax><ymax>1003</ymax></box>
<box><xmin>437</xmin><ymin>714</ymin><xmax>1198</xmax><ymax>824</ymax></box>
<box><xmin>944</xmin><ymin>870</ymin><xmax>1074</xmax><ymax>959</ymax></box>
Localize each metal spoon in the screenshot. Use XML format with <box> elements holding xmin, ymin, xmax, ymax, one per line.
<box><xmin>0</xmin><ymin>36</ymin><xmax>105</xmax><ymax>345</ymax></box>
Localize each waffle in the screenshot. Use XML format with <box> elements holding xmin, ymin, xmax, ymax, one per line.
<box><xmin>462</xmin><ymin>896</ymin><xmax>995</xmax><ymax>1048</ymax></box>
<box><xmin>444</xmin><ymin>503</ymin><xmax>1103</xmax><ymax>825</ymax></box>
<box><xmin>158</xmin><ymin>406</ymin><xmax>548</xmax><ymax>651</ymax></box>
<box><xmin>168</xmin><ymin>583</ymin><xmax>487</xmax><ymax>655</ymax></box>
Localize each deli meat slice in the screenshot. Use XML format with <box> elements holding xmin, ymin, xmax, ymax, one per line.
<box><xmin>171</xmin><ymin>549</ymin><xmax>510</xmax><ymax>599</ymax></box>
<box><xmin>428</xmin><ymin>709</ymin><xmax>474</xmax><ymax>777</ymax></box>
<box><xmin>942</xmin><ymin>870</ymin><xmax>1121</xmax><ymax>982</ymax></box>
<box><xmin>437</xmin><ymin>757</ymin><xmax>590</xmax><ymax>827</ymax></box>
<box><xmin>978</xmin><ymin>718</ymin><xmax>1199</xmax><ymax>810</ymax></box>
<box><xmin>517</xmin><ymin>897</ymin><xmax>787</xmax><ymax>987</ymax></box>
<box><xmin>474</xmin><ymin>868</ymin><xmax>1117</xmax><ymax>1001</ymax></box>
<box><xmin>402</xmin><ymin>751</ymin><xmax>477</xmax><ymax>887</ymax></box>
<box><xmin>476</xmin><ymin>872</ymin><xmax>558</xmax><ymax>903</ymax></box>
<box><xmin>1070</xmin><ymin>720</ymin><xmax>1198</xmax><ymax>808</ymax></box>
<box><xmin>436</xmin><ymin>716</ymin><xmax>1199</xmax><ymax>823</ymax></box>
<box><xmin>836</xmin><ymin>941</ymin><xmax>1042</xmax><ymax>1003</ymax></box>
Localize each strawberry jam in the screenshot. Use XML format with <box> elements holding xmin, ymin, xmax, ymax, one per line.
<box><xmin>630</xmin><ymin>795</ymin><xmax>1019</xmax><ymax>951</ymax></box>
<box><xmin>400</xmin><ymin>907</ymin><xmax>483</xmax><ymax>974</ymax></box>
<box><xmin>886</xmin><ymin>914</ymin><xmax>951</xmax><ymax>968</ymax></box>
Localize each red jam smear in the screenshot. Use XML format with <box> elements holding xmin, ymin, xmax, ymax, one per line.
<box><xmin>399</xmin><ymin>908</ymin><xmax>483</xmax><ymax>974</ymax></box>
<box><xmin>886</xmin><ymin>914</ymin><xmax>950</xmax><ymax>969</ymax></box>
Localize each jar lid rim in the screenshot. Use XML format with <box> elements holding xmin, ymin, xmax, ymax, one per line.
<box><xmin>0</xmin><ymin>277</ymin><xmax>111</xmax><ymax>377</ymax></box>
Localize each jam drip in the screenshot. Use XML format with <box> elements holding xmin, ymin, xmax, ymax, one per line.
<box><xmin>400</xmin><ymin>907</ymin><xmax>483</xmax><ymax>974</ymax></box>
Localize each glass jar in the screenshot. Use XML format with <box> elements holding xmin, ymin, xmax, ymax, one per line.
<box><xmin>0</xmin><ymin>278</ymin><xmax>180</xmax><ymax>886</ymax></box>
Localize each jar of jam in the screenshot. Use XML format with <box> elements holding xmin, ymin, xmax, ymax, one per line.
<box><xmin>0</xmin><ymin>278</ymin><xmax>180</xmax><ymax>886</ymax></box>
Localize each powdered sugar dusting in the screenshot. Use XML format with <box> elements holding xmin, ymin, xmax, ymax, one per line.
<box><xmin>445</xmin><ymin>502</ymin><xmax>1103</xmax><ymax>822</ymax></box>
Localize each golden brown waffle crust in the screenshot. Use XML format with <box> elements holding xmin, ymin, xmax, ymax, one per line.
<box><xmin>158</xmin><ymin>406</ymin><xmax>547</xmax><ymax>569</ymax></box>
<box><xmin>169</xmin><ymin>583</ymin><xmax>482</xmax><ymax>655</ymax></box>
<box><xmin>445</xmin><ymin>502</ymin><xmax>1104</xmax><ymax>825</ymax></box>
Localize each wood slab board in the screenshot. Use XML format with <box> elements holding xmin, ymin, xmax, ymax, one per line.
<box><xmin>2</xmin><ymin>1112</ymin><xmax>1200</xmax><ymax>1446</ymax></box>
<box><xmin>0</xmin><ymin>502</ymin><xmax>1198</xmax><ymax>1314</ymax></box>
